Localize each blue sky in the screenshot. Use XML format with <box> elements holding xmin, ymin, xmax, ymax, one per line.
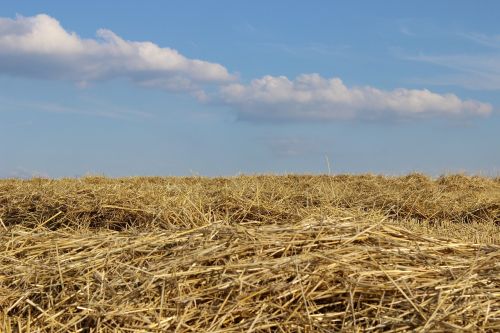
<box><xmin>1</xmin><ymin>1</ymin><xmax>499</xmax><ymax>177</ymax></box>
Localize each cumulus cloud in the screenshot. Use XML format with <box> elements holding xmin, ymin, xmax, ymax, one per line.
<box><xmin>0</xmin><ymin>14</ymin><xmax>493</xmax><ymax>121</ymax></box>
<box><xmin>219</xmin><ymin>74</ymin><xmax>492</xmax><ymax>121</ymax></box>
<box><xmin>0</xmin><ymin>14</ymin><xmax>234</xmax><ymax>91</ymax></box>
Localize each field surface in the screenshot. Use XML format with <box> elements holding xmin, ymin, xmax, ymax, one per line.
<box><xmin>0</xmin><ymin>174</ymin><xmax>499</xmax><ymax>332</ymax></box>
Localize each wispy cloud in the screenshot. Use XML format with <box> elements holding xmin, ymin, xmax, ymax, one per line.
<box><xmin>399</xmin><ymin>26</ymin><xmax>416</xmax><ymax>37</ymax></box>
<box><xmin>218</xmin><ymin>74</ymin><xmax>491</xmax><ymax>122</ymax></box>
<box><xmin>406</xmin><ymin>33</ymin><xmax>500</xmax><ymax>91</ymax></box>
<box><xmin>1</xmin><ymin>97</ymin><xmax>153</xmax><ymax>120</ymax></box>
<box><xmin>0</xmin><ymin>14</ymin><xmax>235</xmax><ymax>93</ymax></box>
<box><xmin>459</xmin><ymin>33</ymin><xmax>500</xmax><ymax>49</ymax></box>
<box><xmin>234</xmin><ymin>22</ymin><xmax>258</xmax><ymax>35</ymax></box>
<box><xmin>263</xmin><ymin>137</ymin><xmax>320</xmax><ymax>158</ymax></box>
<box><xmin>251</xmin><ymin>41</ymin><xmax>351</xmax><ymax>57</ymax></box>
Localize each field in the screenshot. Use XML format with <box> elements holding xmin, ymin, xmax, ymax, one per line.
<box><xmin>0</xmin><ymin>174</ymin><xmax>499</xmax><ymax>332</ymax></box>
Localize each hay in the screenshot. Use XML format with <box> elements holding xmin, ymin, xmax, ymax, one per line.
<box><xmin>0</xmin><ymin>175</ymin><xmax>499</xmax><ymax>332</ymax></box>
<box><xmin>1</xmin><ymin>174</ymin><xmax>498</xmax><ymax>231</ymax></box>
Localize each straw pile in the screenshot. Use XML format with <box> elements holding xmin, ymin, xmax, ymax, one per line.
<box><xmin>0</xmin><ymin>174</ymin><xmax>499</xmax><ymax>332</ymax></box>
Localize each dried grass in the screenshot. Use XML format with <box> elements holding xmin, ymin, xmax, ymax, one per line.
<box><xmin>0</xmin><ymin>174</ymin><xmax>499</xmax><ymax>332</ymax></box>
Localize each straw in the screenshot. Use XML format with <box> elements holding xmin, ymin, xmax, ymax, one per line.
<box><xmin>0</xmin><ymin>174</ymin><xmax>498</xmax><ymax>332</ymax></box>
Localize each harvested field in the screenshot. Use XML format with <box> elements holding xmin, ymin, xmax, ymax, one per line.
<box><xmin>0</xmin><ymin>174</ymin><xmax>499</xmax><ymax>332</ymax></box>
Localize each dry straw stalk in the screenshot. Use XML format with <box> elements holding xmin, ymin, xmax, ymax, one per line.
<box><xmin>0</xmin><ymin>174</ymin><xmax>499</xmax><ymax>332</ymax></box>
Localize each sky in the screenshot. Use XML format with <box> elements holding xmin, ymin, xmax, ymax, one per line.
<box><xmin>0</xmin><ymin>1</ymin><xmax>499</xmax><ymax>178</ymax></box>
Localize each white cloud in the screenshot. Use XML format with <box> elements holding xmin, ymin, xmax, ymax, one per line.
<box><xmin>0</xmin><ymin>14</ymin><xmax>493</xmax><ymax>121</ymax></box>
<box><xmin>219</xmin><ymin>74</ymin><xmax>492</xmax><ymax>121</ymax></box>
<box><xmin>0</xmin><ymin>14</ymin><xmax>234</xmax><ymax>91</ymax></box>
